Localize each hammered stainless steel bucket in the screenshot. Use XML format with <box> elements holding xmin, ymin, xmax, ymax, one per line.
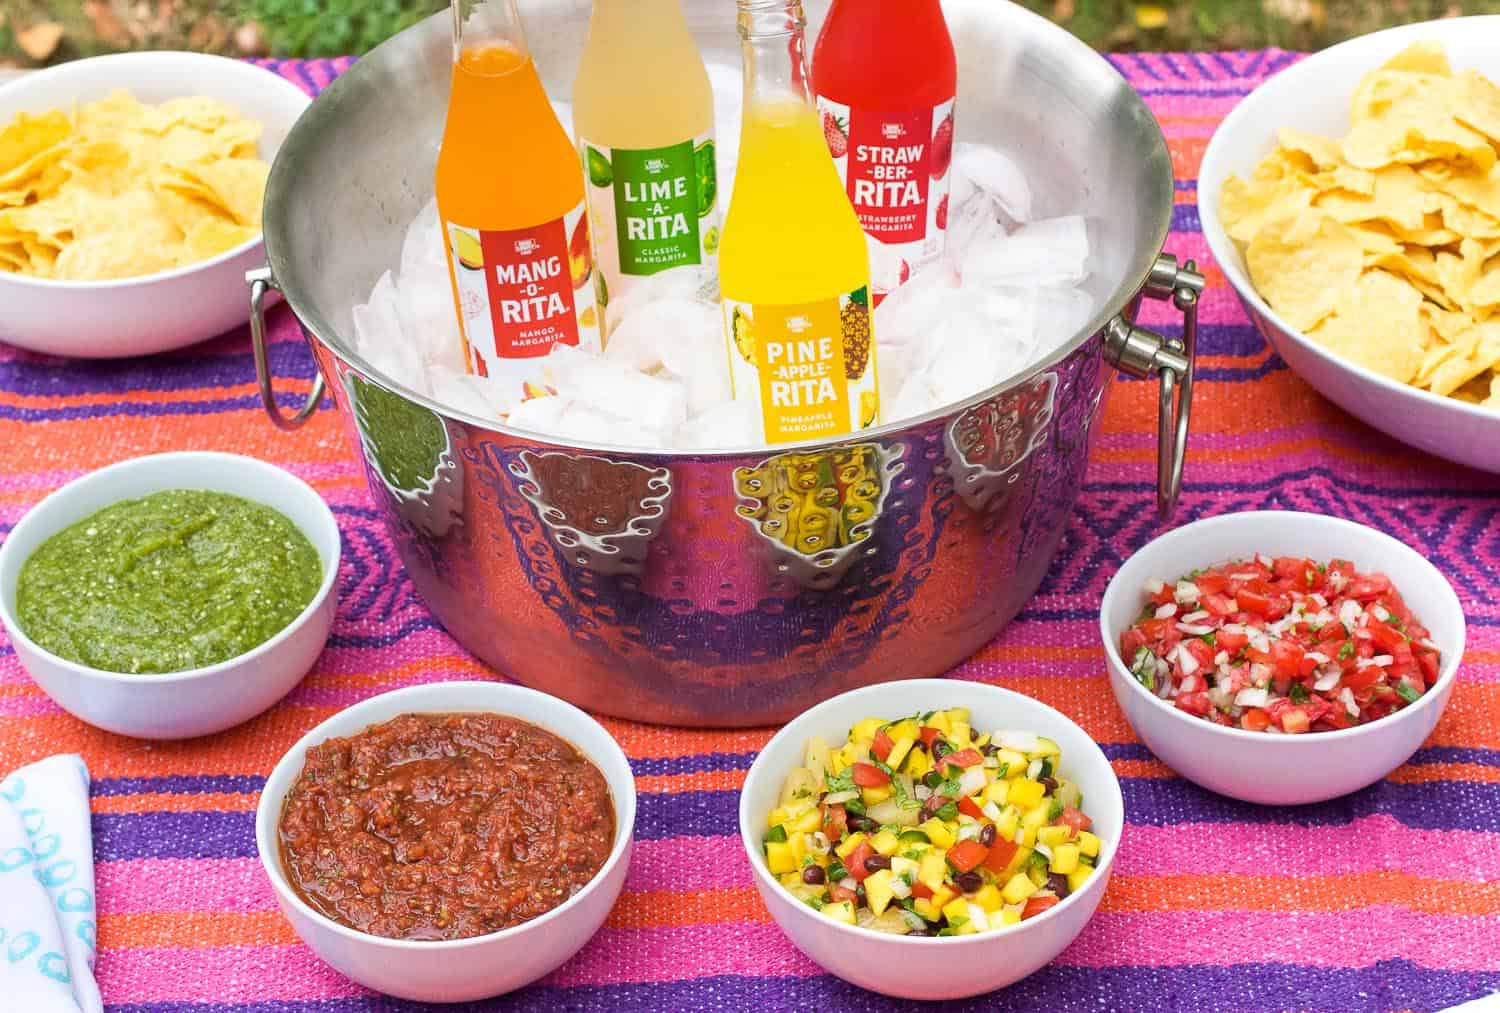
<box><xmin>248</xmin><ymin>0</ymin><xmax>1202</xmax><ymax>726</ymax></box>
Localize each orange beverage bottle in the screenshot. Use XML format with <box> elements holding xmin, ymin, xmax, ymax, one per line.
<box><xmin>436</xmin><ymin>0</ymin><xmax>599</xmax><ymax>390</ymax></box>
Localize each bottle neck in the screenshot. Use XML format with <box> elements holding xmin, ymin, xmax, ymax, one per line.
<box><xmin>737</xmin><ymin>0</ymin><xmax>813</xmax><ymax>108</ymax></box>
<box><xmin>451</xmin><ymin>0</ymin><xmax>527</xmax><ymax>65</ymax></box>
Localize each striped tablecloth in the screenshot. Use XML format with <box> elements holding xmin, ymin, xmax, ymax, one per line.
<box><xmin>2</xmin><ymin>51</ymin><xmax>1499</xmax><ymax>1013</ymax></box>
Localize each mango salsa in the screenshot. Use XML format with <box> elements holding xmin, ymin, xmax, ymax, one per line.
<box><xmin>761</xmin><ymin>707</ymin><xmax>1104</xmax><ymax>936</ymax></box>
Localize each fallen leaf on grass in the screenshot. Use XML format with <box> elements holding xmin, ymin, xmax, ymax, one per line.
<box><xmin>17</xmin><ymin>22</ymin><xmax>64</xmax><ymax>61</ymax></box>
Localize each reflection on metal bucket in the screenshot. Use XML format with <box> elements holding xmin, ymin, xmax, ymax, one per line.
<box><xmin>347</xmin><ymin>371</ymin><xmax>464</xmax><ymax>539</ymax></box>
<box><xmin>734</xmin><ymin>443</ymin><xmax>903</xmax><ymax>589</ymax></box>
<box><xmin>510</xmin><ymin>451</ymin><xmax>671</xmax><ymax>577</ymax></box>
<box><xmin>945</xmin><ymin>372</ymin><xmax>1057</xmax><ymax>513</ymax></box>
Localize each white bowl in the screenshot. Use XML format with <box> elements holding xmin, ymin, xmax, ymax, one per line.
<box><xmin>1100</xmin><ymin>511</ymin><xmax>1464</xmax><ymax>806</ymax></box>
<box><xmin>0</xmin><ymin>52</ymin><xmax>311</xmax><ymax>358</ymax></box>
<box><xmin>1199</xmin><ymin>16</ymin><xmax>1500</xmax><ymax>475</ymax></box>
<box><xmin>738</xmin><ymin>678</ymin><xmax>1123</xmax><ymax>1001</ymax></box>
<box><xmin>0</xmin><ymin>451</ymin><xmax>339</xmax><ymax>739</ymax></box>
<box><xmin>254</xmin><ymin>681</ymin><xmax>636</xmax><ymax>1003</ymax></box>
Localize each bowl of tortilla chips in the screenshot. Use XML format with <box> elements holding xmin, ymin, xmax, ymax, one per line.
<box><xmin>0</xmin><ymin>51</ymin><xmax>310</xmax><ymax>358</ymax></box>
<box><xmin>1200</xmin><ymin>16</ymin><xmax>1500</xmax><ymax>475</ymax></box>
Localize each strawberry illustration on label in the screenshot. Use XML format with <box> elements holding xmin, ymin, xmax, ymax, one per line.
<box><xmin>931</xmin><ymin>112</ymin><xmax>954</xmax><ymax>180</ymax></box>
<box><xmin>935</xmin><ymin>194</ymin><xmax>948</xmax><ymax>231</ymax></box>
<box><xmin>822</xmin><ymin>111</ymin><xmax>848</xmax><ymax>159</ymax></box>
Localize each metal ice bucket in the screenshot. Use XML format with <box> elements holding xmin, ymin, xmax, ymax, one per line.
<box><xmin>249</xmin><ymin>0</ymin><xmax>1202</xmax><ymax>726</ymax></box>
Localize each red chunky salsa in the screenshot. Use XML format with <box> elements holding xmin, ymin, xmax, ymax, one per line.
<box><xmin>278</xmin><ymin>713</ymin><xmax>615</xmax><ymax>940</ymax></box>
<box><xmin>1120</xmin><ymin>556</ymin><xmax>1441</xmax><ymax>734</ymax></box>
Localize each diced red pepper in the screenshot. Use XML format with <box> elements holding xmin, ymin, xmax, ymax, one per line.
<box><xmin>957</xmin><ymin>796</ymin><xmax>986</xmax><ymax>820</ymax></box>
<box><xmin>983</xmin><ymin>837</ymin><xmax>1019</xmax><ymax>874</ymax></box>
<box><xmin>947</xmin><ymin>839</ymin><xmax>989</xmax><ymax>873</ymax></box>
<box><xmin>1055</xmin><ymin>807</ymin><xmax>1092</xmax><ymax>834</ymax></box>
<box><xmin>820</xmin><ymin>804</ymin><xmax>848</xmax><ymax>843</ymax></box>
<box><xmin>828</xmin><ymin>881</ymin><xmax>858</xmax><ymax>904</ymax></box>
<box><xmin>845</xmin><ymin>841</ymin><xmax>876</xmax><ymax>882</ymax></box>
<box><xmin>850</xmin><ymin>762</ymin><xmax>890</xmax><ymax>787</ymax></box>
<box><xmin>941</xmin><ymin>748</ymin><xmax>984</xmax><ymax>773</ymax></box>
<box><xmin>871</xmin><ymin>728</ymin><xmax>894</xmax><ymax>763</ymax></box>
<box><xmin>919</xmin><ymin>726</ymin><xmax>942</xmax><ymax>750</ymax></box>
<box><xmin>911</xmin><ymin>882</ymin><xmax>934</xmax><ymax>899</ymax></box>
<box><xmin>1022</xmin><ymin>894</ymin><xmax>1061</xmax><ymax>919</ymax></box>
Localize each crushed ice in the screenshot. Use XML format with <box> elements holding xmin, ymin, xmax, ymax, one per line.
<box><xmin>351</xmin><ymin>89</ymin><xmax>1095</xmax><ymax>450</ymax></box>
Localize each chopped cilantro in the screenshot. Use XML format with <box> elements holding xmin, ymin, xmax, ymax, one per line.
<box><xmin>1396</xmin><ymin>682</ymin><xmax>1421</xmax><ymax>704</ymax></box>
<box><xmin>1339</xmin><ymin>641</ymin><xmax>1354</xmax><ymax>661</ymax></box>
<box><xmin>1047</xmin><ymin>797</ymin><xmax>1065</xmax><ymax>821</ymax></box>
<box><xmin>824</xmin><ymin>769</ymin><xmax>854</xmax><ymax>794</ymax></box>
<box><xmin>804</xmin><ymin>896</ymin><xmax>825</xmax><ymax>911</ymax></box>
<box><xmin>1289</xmin><ymin>683</ymin><xmax>1310</xmax><ymax>704</ymax></box>
<box><xmin>936</xmin><ymin>801</ymin><xmax>959</xmax><ymax>821</ymax></box>
<box><xmin>844</xmin><ymin>797</ymin><xmax>866</xmax><ymax>817</ymax></box>
<box><xmin>1130</xmin><ymin>646</ymin><xmax>1157</xmax><ymax>691</ymax></box>
<box><xmin>891</xmin><ymin>774</ymin><xmax>921</xmax><ymax>811</ymax></box>
<box><xmin>1386</xmin><ymin>614</ymin><xmax>1406</xmax><ymax>632</ymax></box>
<box><xmin>766</xmin><ymin>824</ymin><xmax>788</xmax><ymax>844</ymax></box>
<box><xmin>994</xmin><ymin>762</ymin><xmax>1010</xmax><ymax>779</ymax></box>
<box><xmin>828</xmin><ymin>862</ymin><xmax>848</xmax><ymax>882</ymax></box>
<box><xmin>1200</xmin><ymin>631</ymin><xmax>1217</xmax><ymax>646</ymax></box>
<box><xmin>939</xmin><ymin>777</ymin><xmax>963</xmax><ymax>799</ymax></box>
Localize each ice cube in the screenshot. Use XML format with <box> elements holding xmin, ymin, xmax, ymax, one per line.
<box><xmin>506</xmin><ymin>393</ymin><xmax>571</xmax><ymax>435</ymax></box>
<box><xmin>869</xmin><ymin>243</ymin><xmax>912</xmax><ymax>294</ymax></box>
<box><xmin>604</xmin><ymin>297</ymin><xmax>727</xmax><ymax>415</ymax></box>
<box><xmin>400</xmin><ymin>197</ymin><xmax>447</xmax><ymax>283</ymax></box>
<box><xmin>545</xmin><ymin>344</ymin><xmax>689</xmax><ymax>434</ymax></box>
<box><xmin>553</xmin><ymin>402</ymin><xmax>666</xmax><ymax>448</ymax></box>
<box><xmin>674</xmin><ymin>398</ymin><xmax>761</xmax><ymax>451</ymax></box>
<box><xmin>352</xmin><ymin>271</ymin><xmax>427</xmax><ymax>389</ymax></box>
<box><xmin>963</xmin><ymin>216</ymin><xmax>1090</xmax><ymax>289</ymax></box>
<box><xmin>944</xmin><ymin>194</ymin><xmax>1007</xmax><ymax>267</ymax></box>
<box><xmin>951</xmin><ymin>143</ymin><xmax>1032</xmax><ymax>224</ymax></box>
<box><xmin>396</xmin><ymin>275</ymin><xmax>468</xmax><ymax>373</ymax></box>
<box><xmin>428</xmin><ymin>366</ymin><xmax>500</xmax><ymax>421</ymax></box>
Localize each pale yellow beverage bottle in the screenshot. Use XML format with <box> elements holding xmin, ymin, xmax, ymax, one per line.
<box><xmin>719</xmin><ymin>0</ymin><xmax>876</xmax><ymax>445</ymax></box>
<box><xmin>572</xmin><ymin>0</ymin><xmax>719</xmax><ymax>327</ymax></box>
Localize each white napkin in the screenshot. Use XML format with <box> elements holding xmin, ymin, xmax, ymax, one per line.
<box><xmin>0</xmin><ymin>755</ymin><xmax>102</xmax><ymax>1013</ymax></box>
<box><xmin>1443</xmin><ymin>995</ymin><xmax>1500</xmax><ymax>1012</ymax></box>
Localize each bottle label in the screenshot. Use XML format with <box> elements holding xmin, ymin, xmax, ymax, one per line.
<box><xmin>723</xmin><ymin>287</ymin><xmax>879</xmax><ymax>445</ymax></box>
<box><xmin>581</xmin><ymin>132</ymin><xmax>719</xmax><ymax>311</ymax></box>
<box><xmin>443</xmin><ymin>201</ymin><xmax>600</xmax><ymax>387</ymax></box>
<box><xmin>816</xmin><ymin>96</ymin><xmax>955</xmax><ymax>295</ymax></box>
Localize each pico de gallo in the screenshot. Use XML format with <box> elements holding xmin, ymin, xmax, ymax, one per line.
<box><xmin>762</xmin><ymin>709</ymin><xmax>1102</xmax><ymax>935</ymax></box>
<box><xmin>1120</xmin><ymin>555</ymin><xmax>1442</xmax><ymax>734</ymax></box>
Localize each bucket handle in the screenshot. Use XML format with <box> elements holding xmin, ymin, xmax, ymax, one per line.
<box><xmin>1103</xmin><ymin>253</ymin><xmax>1206</xmax><ymax>521</ymax></box>
<box><xmin>246</xmin><ymin>266</ymin><xmax>325</xmax><ymax>431</ymax></box>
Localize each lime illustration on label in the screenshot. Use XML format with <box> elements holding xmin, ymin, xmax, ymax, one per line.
<box><xmin>817</xmin><ymin>96</ymin><xmax>955</xmax><ymax>299</ymax></box>
<box><xmin>581</xmin><ymin>131</ymin><xmax>718</xmax><ymax>323</ymax></box>
<box><xmin>723</xmin><ymin>287</ymin><xmax>879</xmax><ymax>445</ymax></box>
<box><xmin>443</xmin><ymin>200</ymin><xmax>600</xmax><ymax>389</ymax></box>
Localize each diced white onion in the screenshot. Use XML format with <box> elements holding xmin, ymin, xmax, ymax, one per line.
<box><xmin>889</xmin><ymin>877</ymin><xmax>912</xmax><ymax>899</ymax></box>
<box><xmin>1339</xmin><ymin>687</ymin><xmax>1359</xmax><ymax>717</ymax></box>
<box><xmin>1372</xmin><ymin>654</ymin><xmax>1393</xmax><ymax>667</ymax></box>
<box><xmin>981</xmin><ymin>800</ymin><xmax>1002</xmax><ymax>822</ymax></box>
<box><xmin>967</xmin><ymin>903</ymin><xmax>990</xmax><ymax>932</ymax></box>
<box><xmin>1033</xmin><ymin>842</ymin><xmax>1054</xmax><ymax>861</ymax></box>
<box><xmin>1310</xmin><ymin>593</ymin><xmax>1328</xmax><ymax>608</ymax></box>
<box><xmin>1177</xmin><ymin>623</ymin><xmax>1214</xmax><ymax>636</ymax></box>
<box><xmin>1229</xmin><ymin>572</ymin><xmax>1258</xmax><ymax>581</ymax></box>
<box><xmin>915</xmin><ymin>785</ymin><xmax>933</xmax><ymax>801</ymax></box>
<box><xmin>982</xmin><ymin>756</ymin><xmax>1001</xmax><ymax>769</ymax></box>
<box><xmin>959</xmin><ymin>767</ymin><xmax>988</xmax><ymax>797</ymax></box>
<box><xmin>1250</xmin><ymin>633</ymin><xmax>1272</xmax><ymax>655</ymax></box>
<box><xmin>1250</xmin><ymin>663</ymin><xmax>1272</xmax><ymax>687</ymax></box>
<box><xmin>997</xmin><ymin>731</ymin><xmax>1040</xmax><ymax>753</ymax></box>
<box><xmin>1155</xmin><ymin>603</ymin><xmax>1178</xmax><ymax>619</ymax></box>
<box><xmin>1338</xmin><ymin>599</ymin><xmax>1362</xmax><ymax>632</ymax></box>
<box><xmin>1234</xmin><ymin>687</ymin><xmax>1270</xmax><ymax>708</ymax></box>
<box><xmin>809</xmin><ymin>832</ymin><xmax>831</xmax><ymax>854</ymax></box>
<box><xmin>1179</xmin><ymin>649</ymin><xmax>1200</xmax><ymax>677</ymax></box>
<box><xmin>899</xmin><ymin>908</ymin><xmax>928</xmax><ymax>932</ymax></box>
<box><xmin>1419</xmin><ymin>638</ymin><xmax>1439</xmax><ymax>651</ymax></box>
<box><xmin>1371</xmin><ymin>604</ymin><xmax>1390</xmax><ymax>621</ymax></box>
<box><xmin>1025</xmin><ymin>758</ymin><xmax>1043</xmax><ymax>780</ymax></box>
<box><xmin>1256</xmin><ymin>553</ymin><xmax>1274</xmax><ymax>568</ymax></box>
<box><xmin>1145</xmin><ymin>578</ymin><xmax>1166</xmax><ymax>595</ymax></box>
<box><xmin>957</xmin><ymin>822</ymin><xmax>982</xmax><ymax>841</ymax></box>
<box><xmin>1175</xmin><ymin>580</ymin><xmax>1201</xmax><ymax>604</ymax></box>
<box><xmin>1213</xmin><ymin>650</ymin><xmax>1230</xmax><ymax>666</ymax></box>
<box><xmin>1313</xmin><ymin>670</ymin><xmax>1341</xmax><ymax>692</ymax></box>
<box><xmin>823</xmin><ymin>789</ymin><xmax>859</xmax><ymax>805</ymax></box>
<box><xmin>1015</xmin><ymin>829</ymin><xmax>1026</xmax><ymax>845</ymax></box>
<box><xmin>1181</xmin><ymin>610</ymin><xmax>1209</xmax><ymax>623</ymax></box>
<box><xmin>837</xmin><ymin>878</ymin><xmax>857</xmax><ymax>892</ymax></box>
<box><xmin>1306</xmin><ymin>651</ymin><xmax>1329</xmax><ymax>664</ymax></box>
<box><xmin>1208</xmin><ymin>687</ymin><xmax>1233</xmax><ymax>711</ymax></box>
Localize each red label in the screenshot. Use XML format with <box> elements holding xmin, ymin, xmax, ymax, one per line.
<box><xmin>479</xmin><ymin>217</ymin><xmax>580</xmax><ymax>359</ymax></box>
<box><xmin>844</xmin><ymin>107</ymin><xmax>933</xmax><ymax>244</ymax></box>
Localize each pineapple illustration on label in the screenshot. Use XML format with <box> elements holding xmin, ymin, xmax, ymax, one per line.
<box><xmin>723</xmin><ymin>286</ymin><xmax>880</xmax><ymax>445</ymax></box>
<box><xmin>443</xmin><ymin>200</ymin><xmax>600</xmax><ymax>388</ymax></box>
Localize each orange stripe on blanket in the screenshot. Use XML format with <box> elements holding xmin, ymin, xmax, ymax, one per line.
<box><xmin>100</xmin><ymin>911</ymin><xmax>299</xmax><ymax>949</ymax></box>
<box><xmin>605</xmin><ymin>887</ymin><xmax>773</xmax><ymax>930</ymax></box>
<box><xmin>91</xmin><ymin>792</ymin><xmax>259</xmax><ymax>815</ymax></box>
<box><xmin>1100</xmin><ymin>872</ymin><xmax>1500</xmax><ymax>917</ymax></box>
<box><xmin>637</xmin><ymin>769</ymin><xmax>746</xmax><ymax>795</ymax></box>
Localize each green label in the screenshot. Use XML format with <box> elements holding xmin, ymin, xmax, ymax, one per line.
<box><xmin>612</xmin><ymin>139</ymin><xmax>704</xmax><ymax>275</ymax></box>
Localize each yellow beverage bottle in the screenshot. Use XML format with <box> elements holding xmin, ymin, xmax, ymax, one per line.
<box><xmin>436</xmin><ymin>0</ymin><xmax>599</xmax><ymax>392</ymax></box>
<box><xmin>573</xmin><ymin>0</ymin><xmax>719</xmax><ymax>329</ymax></box>
<box><xmin>720</xmin><ymin>0</ymin><xmax>877</xmax><ymax>445</ymax></box>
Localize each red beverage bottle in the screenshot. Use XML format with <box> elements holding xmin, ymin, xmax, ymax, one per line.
<box><xmin>811</xmin><ymin>0</ymin><xmax>956</xmax><ymax>302</ymax></box>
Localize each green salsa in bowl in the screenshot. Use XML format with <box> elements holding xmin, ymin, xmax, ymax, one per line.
<box><xmin>0</xmin><ymin>451</ymin><xmax>341</xmax><ymax>739</ymax></box>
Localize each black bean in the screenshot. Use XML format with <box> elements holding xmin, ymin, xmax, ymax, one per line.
<box><xmin>979</xmin><ymin>823</ymin><xmax>996</xmax><ymax>847</ymax></box>
<box><xmin>802</xmin><ymin>865</ymin><xmax>826</xmax><ymax>885</ymax></box>
<box><xmin>863</xmin><ymin>855</ymin><xmax>892</xmax><ymax>874</ymax></box>
<box><xmin>981</xmin><ymin>743</ymin><xmax>999</xmax><ymax>756</ymax></box>
<box><xmin>1048</xmin><ymin>872</ymin><xmax>1071</xmax><ymax>898</ymax></box>
<box><xmin>912</xmin><ymin>739</ymin><xmax>928</xmax><ymax>753</ymax></box>
<box><xmin>906</xmin><ymin>928</ymin><xmax>931</xmax><ymax>937</ymax></box>
<box><xmin>933</xmin><ymin>740</ymin><xmax>954</xmax><ymax>760</ymax></box>
<box><xmin>956</xmin><ymin>871</ymin><xmax>983</xmax><ymax>894</ymax></box>
<box><xmin>847</xmin><ymin>815</ymin><xmax>876</xmax><ymax>833</ymax></box>
<box><xmin>1039</xmin><ymin>776</ymin><xmax>1059</xmax><ymax>793</ymax></box>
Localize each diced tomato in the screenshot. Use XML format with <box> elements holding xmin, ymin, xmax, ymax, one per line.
<box><xmin>1343</xmin><ymin>663</ymin><xmax>1381</xmax><ymax>692</ymax></box>
<box><xmin>1175</xmin><ymin>692</ymin><xmax>1212</xmax><ymax>717</ymax></box>
<box><xmin>1269</xmin><ymin>639</ymin><xmax>1304</xmax><ymax>680</ymax></box>
<box><xmin>1181</xmin><ymin>639</ymin><xmax>1215</xmax><ymax>673</ymax></box>
<box><xmin>1318</xmin><ymin>623</ymin><xmax>1346</xmax><ymax>643</ymax></box>
<box><xmin>1119</xmin><ymin>628</ymin><xmax>1151</xmax><ymax>658</ymax></box>
<box><xmin>850</xmin><ymin>762</ymin><xmax>890</xmax><ymax>787</ymax></box>
<box><xmin>1194</xmin><ymin>571</ymin><xmax>1229</xmax><ymax>595</ymax></box>
<box><xmin>1367</xmin><ymin>620</ymin><xmax>1407</xmax><ymax>653</ymax></box>
<box><xmin>1279</xmin><ymin>708</ymin><xmax>1310</xmax><ymax>734</ymax></box>
<box><xmin>1416</xmin><ymin>648</ymin><xmax>1439</xmax><ymax>684</ymax></box>
<box><xmin>1056</xmin><ymin>807</ymin><xmax>1092</xmax><ymax>835</ymax></box>
<box><xmin>871</xmin><ymin>728</ymin><xmax>894</xmax><ymax>763</ymax></box>
<box><xmin>1022</xmin><ymin>894</ymin><xmax>1061</xmax><ymax>919</ymax></box>
<box><xmin>1178</xmin><ymin>673</ymin><xmax>1208</xmax><ymax>694</ymax></box>
<box><xmin>919</xmin><ymin>726</ymin><xmax>942</xmax><ymax>750</ymax></box>
<box><xmin>941</xmin><ymin>748</ymin><xmax>984</xmax><ymax>772</ymax></box>
<box><xmin>947</xmin><ymin>839</ymin><xmax>989</xmax><ymax>873</ymax></box>
<box><xmin>1240</xmin><ymin>707</ymin><xmax>1271</xmax><ymax>732</ymax></box>
<box><xmin>1235</xmin><ymin>588</ymin><xmax>1274</xmax><ymax>616</ymax></box>
<box><xmin>983</xmin><ymin>837</ymin><xmax>1019</xmax><ymax>875</ymax></box>
<box><xmin>1201</xmin><ymin>592</ymin><xmax>1236</xmax><ymax>617</ymax></box>
<box><xmin>1346</xmin><ymin>574</ymin><xmax>1392</xmax><ymax>600</ymax></box>
<box><xmin>1139</xmin><ymin>617</ymin><xmax>1174</xmax><ymax>641</ymax></box>
<box><xmin>820</xmin><ymin>804</ymin><xmax>848</xmax><ymax>842</ymax></box>
<box><xmin>828</xmin><ymin>882</ymin><xmax>858</xmax><ymax>904</ymax></box>
<box><xmin>845</xmin><ymin>841</ymin><xmax>876</xmax><ymax>882</ymax></box>
<box><xmin>1216</xmin><ymin>628</ymin><xmax>1249</xmax><ymax>656</ymax></box>
<box><xmin>911</xmin><ymin>882</ymin><xmax>934</xmax><ymax>899</ymax></box>
<box><xmin>957</xmin><ymin>796</ymin><xmax>986</xmax><ymax>820</ymax></box>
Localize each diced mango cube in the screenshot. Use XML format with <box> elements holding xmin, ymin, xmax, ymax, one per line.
<box><xmin>779</xmin><ymin>871</ymin><xmax>804</xmax><ymax>889</ymax></box>
<box><xmin>1049</xmin><ymin>843</ymin><xmax>1080</xmax><ymax>875</ymax></box>
<box><xmin>904</xmin><ymin>748</ymin><xmax>932</xmax><ymax>779</ymax></box>
<box><xmin>891</xmin><ymin>855</ymin><xmax>919</xmax><ymax>882</ymax></box>
<box><xmin>1001</xmin><ymin>872</ymin><xmax>1039</xmax><ymax>904</ymax></box>
<box><xmin>1033</xmin><ymin>736</ymin><xmax>1061</xmax><ymax>758</ymax></box>
<box><xmin>888</xmin><ymin>718</ymin><xmax>919</xmax><ymax>743</ymax></box>
<box><xmin>913</xmin><ymin>897</ymin><xmax>941</xmax><ymax>921</ymax></box>
<box><xmin>804</xmin><ymin>736</ymin><xmax>832</xmax><ymax>781</ymax></box>
<box><xmin>973</xmin><ymin>883</ymin><xmax>1004</xmax><ymax>912</ymax></box>
<box><xmin>886</xmin><ymin>735</ymin><xmax>916</xmax><ymax>771</ymax></box>
<box><xmin>973</xmin><ymin>732</ymin><xmax>990</xmax><ymax>749</ymax></box>
<box><xmin>984</xmin><ymin>779</ymin><xmax>1010</xmax><ymax>806</ymax></box>
<box><xmin>950</xmin><ymin>720</ymin><xmax>971</xmax><ymax>748</ymax></box>
<box><xmin>767</xmin><ymin>807</ymin><xmax>790</xmax><ymax>828</ymax></box>
<box><xmin>788</xmin><ymin>832</ymin><xmax>807</xmax><ymax>863</ymax></box>
<box><xmin>823</xmin><ymin>900</ymin><xmax>856</xmax><ymax>925</ymax></box>
<box><xmin>790</xmin><ymin>807</ymin><xmax>822</xmax><ymax>834</ymax></box>
<box><xmin>927</xmin><ymin>711</ymin><xmax>951</xmax><ymax>735</ymax></box>
<box><xmin>1002</xmin><ymin>845</ymin><xmax>1032</xmax><ymax>880</ymax></box>
<box><xmin>921</xmin><ymin>817</ymin><xmax>956</xmax><ymax>849</ymax></box>
<box><xmin>835</xmin><ymin>832</ymin><xmax>867</xmax><ymax>860</ymax></box>
<box><xmin>1038</xmin><ymin>825</ymin><xmax>1072</xmax><ymax>848</ymax></box>
<box><xmin>862</xmin><ymin>784</ymin><xmax>893</xmax><ymax>805</ymax></box>
<box><xmin>1068</xmin><ymin>865</ymin><xmax>1094</xmax><ymax>894</ymax></box>
<box><xmin>996</xmin><ymin>748</ymin><xmax>1028</xmax><ymax>772</ymax></box>
<box><xmin>918</xmin><ymin>852</ymin><xmax>947</xmax><ymax>892</ymax></box>
<box><xmin>865</xmin><ymin>868</ymin><xmax>895</xmax><ymax>916</ymax></box>
<box><xmin>996</xmin><ymin>804</ymin><xmax>1021</xmax><ymax>841</ymax></box>
<box><xmin>930</xmin><ymin>884</ymin><xmax>956</xmax><ymax>911</ymax></box>
<box><xmin>999</xmin><ymin>907</ymin><xmax>1022</xmax><ymax>925</ymax></box>
<box><xmin>850</xmin><ymin>718</ymin><xmax>883</xmax><ymax>743</ymax></box>
<box><xmin>945</xmin><ymin>707</ymin><xmax>970</xmax><ymax>725</ymax></box>
<box><xmin>870</xmin><ymin>829</ymin><xmax>900</xmax><ymax>856</ymax></box>
<box><xmin>829</xmin><ymin>749</ymin><xmax>848</xmax><ymax>776</ymax></box>
<box><xmin>1077</xmin><ymin>831</ymin><xmax>1101</xmax><ymax>858</ymax></box>
<box><xmin>766</xmin><ymin>841</ymin><xmax>796</xmax><ymax>875</ymax></box>
<box><xmin>1008</xmin><ymin>778</ymin><xmax>1045</xmax><ymax>809</ymax></box>
<box><xmin>941</xmin><ymin>897</ymin><xmax>971</xmax><ymax>925</ymax></box>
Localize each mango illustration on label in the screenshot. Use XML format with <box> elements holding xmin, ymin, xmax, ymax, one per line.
<box><xmin>724</xmin><ymin>288</ymin><xmax>879</xmax><ymax>445</ymax></box>
<box><xmin>443</xmin><ymin>200</ymin><xmax>600</xmax><ymax>388</ymax></box>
